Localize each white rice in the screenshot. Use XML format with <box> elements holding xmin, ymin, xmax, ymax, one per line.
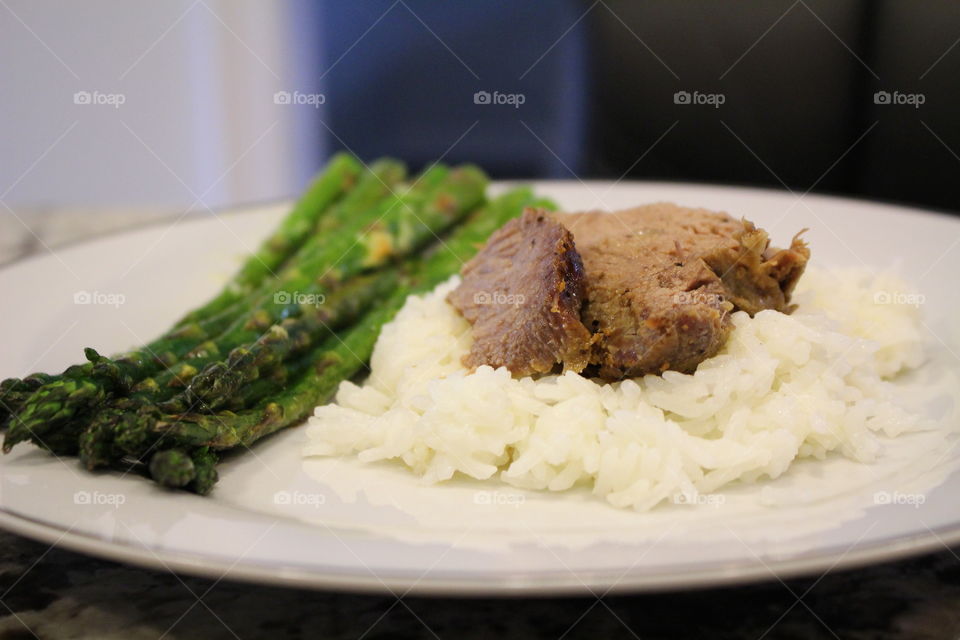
<box><xmin>304</xmin><ymin>267</ymin><xmax>931</xmax><ymax>511</ymax></box>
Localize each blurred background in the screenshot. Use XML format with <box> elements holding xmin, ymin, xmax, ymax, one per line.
<box><xmin>2</xmin><ymin>0</ymin><xmax>959</xmax><ymax>258</ymax></box>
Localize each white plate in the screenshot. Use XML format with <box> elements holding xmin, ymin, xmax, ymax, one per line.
<box><xmin>1</xmin><ymin>181</ymin><xmax>959</xmax><ymax>595</ymax></box>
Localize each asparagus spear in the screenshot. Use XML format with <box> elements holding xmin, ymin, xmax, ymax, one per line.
<box><xmin>170</xmin><ymin>270</ymin><xmax>401</xmax><ymax>413</ymax></box>
<box><xmin>154</xmin><ymin>306</ymin><xmax>400</xmax><ymax>452</ymax></box>
<box><xmin>141</xmin><ymin>189</ymin><xmax>550</xmax><ymax>491</ymax></box>
<box><xmin>4</xmin><ymin>165</ymin><xmax>555</xmax><ymax>496</ymax></box>
<box><xmin>0</xmin><ymin>374</ymin><xmax>54</xmax><ymax>427</ymax></box>
<box><xmin>217</xmin><ymin>348</ymin><xmax>318</xmax><ymax>411</ymax></box>
<box><xmin>76</xmin><ymin>270</ymin><xmax>399</xmax><ymax>468</ymax></box>
<box><xmin>147</xmin><ymin>269</ymin><xmax>399</xmax><ymax>403</ymax></box>
<box><xmin>75</xmin><ymin>167</ymin><xmax>487</xmax><ymax>468</ymax></box>
<box><xmin>3</xmin><ymin>160</ymin><xmax>409</xmax><ymax>451</ymax></box>
<box><xmin>106</xmin><ymin>161</ymin><xmax>459</xmax><ymax>400</ymax></box>
<box><xmin>1</xmin><ymin>155</ymin><xmax>368</xmax><ymax>416</ymax></box>
<box><xmin>80</xmin><ymin>348</ymin><xmax>316</xmax><ymax>467</ymax></box>
<box><xmin>4</xmin><ymin>376</ymin><xmax>106</xmax><ymax>455</ymax></box>
<box><xmin>10</xmin><ymin>281</ymin><xmax>280</xmax><ymax>423</ymax></box>
<box><xmin>92</xmin><ymin>316</ymin><xmax>334</xmax><ymax>466</ymax></box>
<box><xmin>149</xmin><ymin>447</ymin><xmax>218</xmax><ymax>494</ymax></box>
<box><xmin>94</xmin><ymin>157</ymin><xmax>409</xmax><ymax>392</ymax></box>
<box><xmin>169</xmin><ymin>166</ymin><xmax>489</xmax><ymax>413</ymax></box>
<box><xmin>172</xmin><ymin>152</ymin><xmax>363</xmax><ymax>328</ymax></box>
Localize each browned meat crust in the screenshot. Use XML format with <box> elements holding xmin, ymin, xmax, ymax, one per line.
<box><xmin>560</xmin><ymin>203</ymin><xmax>809</xmax><ymax>379</ymax></box>
<box><xmin>447</xmin><ymin>208</ymin><xmax>593</xmax><ymax>377</ymax></box>
<box><xmin>700</xmin><ymin>220</ymin><xmax>809</xmax><ymax>315</ymax></box>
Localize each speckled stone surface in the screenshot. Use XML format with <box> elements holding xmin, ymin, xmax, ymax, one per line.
<box><xmin>1</xmin><ymin>529</ymin><xmax>960</xmax><ymax>639</ymax></box>
<box><xmin>1</xmin><ymin>212</ymin><xmax>959</xmax><ymax>639</ymax></box>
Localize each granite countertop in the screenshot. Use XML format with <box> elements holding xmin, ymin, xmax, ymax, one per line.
<box><xmin>1</xmin><ymin>210</ymin><xmax>959</xmax><ymax>640</ymax></box>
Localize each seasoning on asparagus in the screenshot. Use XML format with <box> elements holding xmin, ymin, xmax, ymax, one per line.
<box><xmin>76</xmin><ymin>270</ymin><xmax>400</xmax><ymax>469</ymax></box>
<box><xmin>1</xmin><ymin>154</ymin><xmax>554</xmax><ymax>498</ymax></box>
<box><xmin>0</xmin><ymin>374</ymin><xmax>54</xmax><ymax>427</ymax></box>
<box><xmin>2</xmin><ymin>158</ymin><xmax>408</xmax><ymax>452</ymax></box>
<box><xmin>172</xmin><ymin>152</ymin><xmax>364</xmax><ymax>328</ymax></box>
<box><xmin>77</xmin><ymin>165</ymin><xmax>489</xmax><ymax>469</ymax></box>
<box><xmin>95</xmin><ymin>157</ymin><xmax>407</xmax><ymax>391</ymax></box>
<box><xmin>171</xmin><ymin>164</ymin><xmax>488</xmax><ymax>413</ymax></box>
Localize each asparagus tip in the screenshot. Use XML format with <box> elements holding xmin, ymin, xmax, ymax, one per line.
<box><xmin>149</xmin><ymin>449</ymin><xmax>196</xmax><ymax>488</ymax></box>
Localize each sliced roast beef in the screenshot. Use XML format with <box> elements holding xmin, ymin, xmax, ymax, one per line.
<box><xmin>447</xmin><ymin>208</ymin><xmax>593</xmax><ymax>376</ymax></box>
<box><xmin>558</xmin><ymin>203</ymin><xmax>809</xmax><ymax>379</ymax></box>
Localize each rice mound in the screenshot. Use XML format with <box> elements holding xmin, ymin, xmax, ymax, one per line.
<box><xmin>304</xmin><ymin>268</ymin><xmax>930</xmax><ymax>511</ymax></box>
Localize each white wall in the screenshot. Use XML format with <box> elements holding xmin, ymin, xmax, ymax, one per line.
<box><xmin>0</xmin><ymin>0</ymin><xmax>325</xmax><ymax>211</ymax></box>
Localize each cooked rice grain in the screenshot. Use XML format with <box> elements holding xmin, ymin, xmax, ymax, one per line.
<box><xmin>304</xmin><ymin>269</ymin><xmax>929</xmax><ymax>511</ymax></box>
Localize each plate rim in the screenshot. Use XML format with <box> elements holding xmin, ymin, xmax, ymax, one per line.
<box><xmin>2</xmin><ymin>505</ymin><xmax>959</xmax><ymax>596</ymax></box>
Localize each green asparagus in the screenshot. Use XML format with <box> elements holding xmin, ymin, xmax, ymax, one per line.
<box><xmin>0</xmin><ymin>374</ymin><xmax>54</xmax><ymax>426</ymax></box>
<box><xmin>1</xmin><ymin>152</ymin><xmax>557</xmax><ymax>499</ymax></box>
<box><xmin>3</xmin><ymin>159</ymin><xmax>409</xmax><ymax>451</ymax></box>
<box><xmin>168</xmin><ymin>166</ymin><xmax>488</xmax><ymax>414</ymax></box>
<box><xmin>76</xmin><ymin>269</ymin><xmax>400</xmax><ymax>469</ymax></box>
<box><xmin>172</xmin><ymin>152</ymin><xmax>363</xmax><ymax>328</ymax></box>
<box><xmin>133</xmin><ymin>189</ymin><xmax>550</xmax><ymax>490</ymax></box>
<box><xmin>95</xmin><ymin>157</ymin><xmax>408</xmax><ymax>392</ymax></box>
<box><xmin>2</xmin><ymin>154</ymin><xmax>368</xmax><ymax>422</ymax></box>
<box><xmin>75</xmin><ymin>167</ymin><xmax>487</xmax><ymax>468</ymax></box>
